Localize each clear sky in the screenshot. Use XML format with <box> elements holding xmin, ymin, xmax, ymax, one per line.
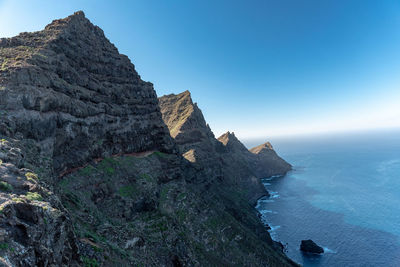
<box><xmin>1</xmin><ymin>0</ymin><xmax>399</xmax><ymax>139</ymax></box>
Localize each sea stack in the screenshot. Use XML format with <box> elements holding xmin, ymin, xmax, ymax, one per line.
<box><xmin>300</xmin><ymin>240</ymin><xmax>324</xmax><ymax>254</ymax></box>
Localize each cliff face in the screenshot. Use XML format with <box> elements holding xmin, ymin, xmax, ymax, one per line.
<box><xmin>158</xmin><ymin>91</ymin><xmax>221</xmax><ymax>163</ymax></box>
<box><xmin>0</xmin><ymin>11</ymin><xmax>174</xmax><ymax>174</ymax></box>
<box><xmin>0</xmin><ymin>12</ymin><xmax>297</xmax><ymax>267</ymax></box>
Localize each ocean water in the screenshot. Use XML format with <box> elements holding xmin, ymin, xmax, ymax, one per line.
<box><xmin>248</xmin><ymin>129</ymin><xmax>400</xmax><ymax>267</ymax></box>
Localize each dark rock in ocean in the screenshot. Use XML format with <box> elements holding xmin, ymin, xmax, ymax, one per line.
<box><xmin>300</xmin><ymin>239</ymin><xmax>324</xmax><ymax>254</ymax></box>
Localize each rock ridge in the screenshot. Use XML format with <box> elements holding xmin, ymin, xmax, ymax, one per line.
<box><xmin>159</xmin><ymin>91</ymin><xmax>292</xmax><ymax>204</ymax></box>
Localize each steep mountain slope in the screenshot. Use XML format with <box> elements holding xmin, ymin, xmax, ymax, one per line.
<box><xmin>250</xmin><ymin>142</ymin><xmax>292</xmax><ymax>177</ymax></box>
<box><xmin>159</xmin><ymin>91</ymin><xmax>292</xmax><ymax>204</ymax></box>
<box><xmin>0</xmin><ymin>12</ymin><xmax>297</xmax><ymax>266</ymax></box>
<box><xmin>159</xmin><ymin>91</ymin><xmax>267</xmax><ymax>205</ymax></box>
<box><xmin>159</xmin><ymin>90</ymin><xmax>221</xmax><ymax>163</ymax></box>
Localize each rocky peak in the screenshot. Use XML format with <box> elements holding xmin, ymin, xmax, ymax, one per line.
<box><xmin>249</xmin><ymin>142</ymin><xmax>292</xmax><ymax>178</ymax></box>
<box><xmin>217</xmin><ymin>131</ymin><xmax>250</xmax><ymax>153</ymax></box>
<box><xmin>159</xmin><ymin>91</ymin><xmax>215</xmax><ymax>150</ymax></box>
<box><xmin>250</xmin><ymin>142</ymin><xmax>274</xmax><ymax>154</ymax></box>
<box><xmin>0</xmin><ymin>12</ymin><xmax>174</xmax><ymax>173</ymax></box>
<box><xmin>45</xmin><ymin>11</ymin><xmax>88</xmax><ymax>30</ymax></box>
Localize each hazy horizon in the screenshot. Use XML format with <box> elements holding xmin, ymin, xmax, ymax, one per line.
<box><xmin>242</xmin><ymin>127</ymin><xmax>400</xmax><ymax>153</ymax></box>
<box><xmin>1</xmin><ymin>0</ymin><xmax>399</xmax><ymax>138</ymax></box>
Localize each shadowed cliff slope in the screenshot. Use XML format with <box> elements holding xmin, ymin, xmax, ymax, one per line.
<box><xmin>0</xmin><ymin>12</ymin><xmax>297</xmax><ymax>266</ymax></box>
<box><xmin>219</xmin><ymin>132</ymin><xmax>292</xmax><ymax>178</ymax></box>
<box><xmin>249</xmin><ymin>142</ymin><xmax>292</xmax><ymax>177</ymax></box>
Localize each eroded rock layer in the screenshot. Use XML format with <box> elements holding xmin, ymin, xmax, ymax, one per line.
<box><xmin>0</xmin><ymin>11</ymin><xmax>174</xmax><ymax>174</ymax></box>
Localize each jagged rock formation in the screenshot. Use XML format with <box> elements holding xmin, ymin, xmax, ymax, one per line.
<box><xmin>159</xmin><ymin>91</ymin><xmax>291</xmax><ymax>204</ymax></box>
<box><xmin>159</xmin><ymin>91</ymin><xmax>267</xmax><ymax>205</ymax></box>
<box><xmin>0</xmin><ymin>12</ymin><xmax>297</xmax><ymax>267</ymax></box>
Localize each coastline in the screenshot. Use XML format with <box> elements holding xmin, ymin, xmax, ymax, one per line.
<box><xmin>257</xmin><ymin>158</ymin><xmax>400</xmax><ymax>267</ymax></box>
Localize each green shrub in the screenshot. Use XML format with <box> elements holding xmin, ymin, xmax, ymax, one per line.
<box><xmin>11</xmin><ymin>197</ymin><xmax>24</xmax><ymax>203</ymax></box>
<box><xmin>118</xmin><ymin>185</ymin><xmax>138</xmax><ymax>198</ymax></box>
<box><xmin>0</xmin><ymin>181</ymin><xmax>13</xmax><ymax>192</ymax></box>
<box><xmin>153</xmin><ymin>151</ymin><xmax>167</xmax><ymax>158</ymax></box>
<box><xmin>140</xmin><ymin>173</ymin><xmax>153</xmax><ymax>182</ymax></box>
<box><xmin>26</xmin><ymin>192</ymin><xmax>43</xmax><ymax>201</ymax></box>
<box><xmin>81</xmin><ymin>256</ymin><xmax>99</xmax><ymax>267</ymax></box>
<box><xmin>25</xmin><ymin>172</ymin><xmax>38</xmax><ymax>181</ymax></box>
<box><xmin>80</xmin><ymin>165</ymin><xmax>95</xmax><ymax>176</ymax></box>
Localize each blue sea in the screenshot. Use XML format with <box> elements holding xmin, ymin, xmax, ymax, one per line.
<box><xmin>246</xmin><ymin>129</ymin><xmax>400</xmax><ymax>267</ymax></box>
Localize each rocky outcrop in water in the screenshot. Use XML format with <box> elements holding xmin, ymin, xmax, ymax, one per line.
<box><xmin>0</xmin><ymin>12</ymin><xmax>297</xmax><ymax>266</ymax></box>
<box><xmin>300</xmin><ymin>239</ymin><xmax>324</xmax><ymax>254</ymax></box>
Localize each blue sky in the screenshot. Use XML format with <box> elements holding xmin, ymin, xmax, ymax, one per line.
<box><xmin>1</xmin><ymin>0</ymin><xmax>399</xmax><ymax>138</ymax></box>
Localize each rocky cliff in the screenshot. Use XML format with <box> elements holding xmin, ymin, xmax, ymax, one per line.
<box><xmin>0</xmin><ymin>12</ymin><xmax>297</xmax><ymax>266</ymax></box>
<box><xmin>219</xmin><ymin>132</ymin><xmax>292</xmax><ymax>178</ymax></box>
<box><xmin>0</xmin><ymin>11</ymin><xmax>174</xmax><ymax>174</ymax></box>
<box><xmin>158</xmin><ymin>91</ymin><xmax>221</xmax><ymax>163</ymax></box>
<box><xmin>159</xmin><ymin>92</ymin><xmax>291</xmax><ymax>204</ymax></box>
<box><xmin>159</xmin><ymin>91</ymin><xmax>268</xmax><ymax>205</ymax></box>
<box><xmin>249</xmin><ymin>142</ymin><xmax>292</xmax><ymax>177</ymax></box>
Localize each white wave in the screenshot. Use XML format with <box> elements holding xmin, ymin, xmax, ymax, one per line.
<box><xmin>263</xmin><ymin>177</ymin><xmax>274</xmax><ymax>181</ymax></box>
<box><xmin>323</xmin><ymin>247</ymin><xmax>337</xmax><ymax>254</ymax></box>
<box><xmin>269</xmin><ymin>191</ymin><xmax>280</xmax><ymax>199</ymax></box>
<box><xmin>258</xmin><ymin>198</ymin><xmax>275</xmax><ymax>204</ymax></box>
<box><xmin>259</xmin><ymin>209</ymin><xmax>278</xmax><ymax>215</ymax></box>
